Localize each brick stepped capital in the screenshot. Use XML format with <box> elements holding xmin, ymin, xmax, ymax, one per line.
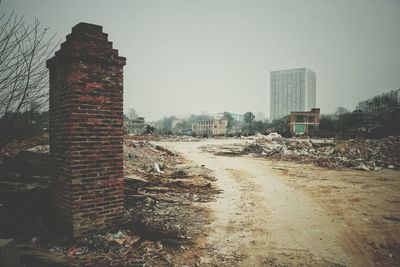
<box><xmin>46</xmin><ymin>22</ymin><xmax>126</xmax><ymax>68</ymax></box>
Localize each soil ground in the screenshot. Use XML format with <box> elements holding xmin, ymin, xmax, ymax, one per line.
<box><xmin>161</xmin><ymin>139</ymin><xmax>400</xmax><ymax>267</ymax></box>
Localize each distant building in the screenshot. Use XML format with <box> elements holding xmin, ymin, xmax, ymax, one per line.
<box><xmin>179</xmin><ymin>128</ymin><xmax>193</xmax><ymax>136</ymax></box>
<box><xmin>125</xmin><ymin>117</ymin><xmax>146</xmax><ymax>135</ymax></box>
<box><xmin>288</xmin><ymin>108</ymin><xmax>320</xmax><ymax>135</ymax></box>
<box><xmin>356</xmin><ymin>89</ymin><xmax>400</xmax><ymax>112</ymax></box>
<box><xmin>192</xmin><ymin>119</ymin><xmax>228</xmax><ymax>137</ymax></box>
<box><xmin>270</xmin><ymin>68</ymin><xmax>316</xmax><ymax>120</ymax></box>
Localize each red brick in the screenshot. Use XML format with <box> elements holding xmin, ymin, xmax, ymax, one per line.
<box><xmin>47</xmin><ymin>22</ymin><xmax>126</xmax><ymax>237</ymax></box>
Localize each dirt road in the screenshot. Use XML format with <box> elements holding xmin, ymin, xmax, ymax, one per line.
<box><xmin>162</xmin><ymin>139</ymin><xmax>399</xmax><ymax>267</ymax></box>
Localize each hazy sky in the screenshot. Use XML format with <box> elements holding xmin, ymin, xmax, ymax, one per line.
<box><xmin>2</xmin><ymin>0</ymin><xmax>400</xmax><ymax>120</ymax></box>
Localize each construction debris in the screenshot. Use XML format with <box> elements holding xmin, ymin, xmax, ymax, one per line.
<box><xmin>0</xmin><ymin>136</ymin><xmax>219</xmax><ymax>266</ymax></box>
<box><xmin>0</xmin><ymin>133</ymin><xmax>49</xmax><ymax>157</ymax></box>
<box><xmin>2</xmin><ymin>132</ymin><xmax>398</xmax><ymax>266</ymax></box>
<box><xmin>202</xmin><ymin>133</ymin><xmax>400</xmax><ymax>170</ymax></box>
<box><xmin>45</xmin><ymin>229</ymin><xmax>177</xmax><ymax>266</ymax></box>
<box><xmin>161</xmin><ymin>136</ymin><xmax>201</xmax><ymax>142</ymax></box>
<box><xmin>121</xmin><ymin>139</ymin><xmax>219</xmax><ymax>264</ymax></box>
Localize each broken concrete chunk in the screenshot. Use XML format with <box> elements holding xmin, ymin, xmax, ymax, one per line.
<box><xmin>154</xmin><ymin>163</ymin><xmax>161</xmax><ymax>173</ymax></box>
<box><xmin>354</xmin><ymin>162</ymin><xmax>370</xmax><ymax>171</ymax></box>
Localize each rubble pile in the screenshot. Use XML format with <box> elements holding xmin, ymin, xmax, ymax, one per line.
<box><xmin>35</xmin><ymin>139</ymin><xmax>218</xmax><ymax>266</ymax></box>
<box><xmin>161</xmin><ymin>136</ymin><xmax>201</xmax><ymax>142</ymax></box>
<box><xmin>124</xmin><ymin>140</ymin><xmax>218</xmax><ymax>239</ymax></box>
<box><xmin>0</xmin><ymin>136</ymin><xmax>219</xmax><ymax>266</ymax></box>
<box><xmin>124</xmin><ymin>134</ymin><xmax>160</xmax><ymax>142</ymax></box>
<box><xmin>0</xmin><ymin>133</ymin><xmax>49</xmax><ymax>157</ymax></box>
<box><xmin>124</xmin><ymin>140</ymin><xmax>177</xmax><ymax>178</ymax></box>
<box><xmin>128</xmin><ymin>199</ymin><xmax>204</xmax><ymax>239</ymax></box>
<box><xmin>45</xmin><ymin>229</ymin><xmax>181</xmax><ymax>266</ymax></box>
<box><xmin>204</xmin><ymin>133</ymin><xmax>400</xmax><ymax>171</ymax></box>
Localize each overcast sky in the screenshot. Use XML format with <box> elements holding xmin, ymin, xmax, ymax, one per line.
<box><xmin>2</xmin><ymin>0</ymin><xmax>400</xmax><ymax>120</ymax></box>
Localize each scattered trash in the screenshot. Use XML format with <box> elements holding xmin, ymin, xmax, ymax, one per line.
<box><xmin>66</xmin><ymin>246</ymin><xmax>88</xmax><ymax>257</ymax></box>
<box><xmin>105</xmin><ymin>230</ymin><xmax>141</xmax><ymax>246</ymax></box>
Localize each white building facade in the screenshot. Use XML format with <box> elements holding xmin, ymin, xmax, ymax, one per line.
<box><xmin>192</xmin><ymin>119</ymin><xmax>228</xmax><ymax>137</ymax></box>
<box><xmin>270</xmin><ymin>68</ymin><xmax>316</xmax><ymax>120</ymax></box>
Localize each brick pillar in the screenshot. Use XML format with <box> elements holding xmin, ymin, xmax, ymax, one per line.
<box><xmin>46</xmin><ymin>23</ymin><xmax>126</xmax><ymax>237</ymax></box>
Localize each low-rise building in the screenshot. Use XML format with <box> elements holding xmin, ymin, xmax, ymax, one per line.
<box><xmin>288</xmin><ymin>108</ymin><xmax>320</xmax><ymax>135</ymax></box>
<box><xmin>125</xmin><ymin>117</ymin><xmax>146</xmax><ymax>135</ymax></box>
<box><xmin>192</xmin><ymin>119</ymin><xmax>228</xmax><ymax>137</ymax></box>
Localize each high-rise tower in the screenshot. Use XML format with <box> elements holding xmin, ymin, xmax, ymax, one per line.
<box><xmin>270</xmin><ymin>68</ymin><xmax>316</xmax><ymax>120</ymax></box>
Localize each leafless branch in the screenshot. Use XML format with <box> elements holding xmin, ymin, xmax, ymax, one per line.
<box><xmin>0</xmin><ymin>9</ymin><xmax>58</xmax><ymax>117</ymax></box>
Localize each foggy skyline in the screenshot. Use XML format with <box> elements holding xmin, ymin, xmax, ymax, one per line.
<box><xmin>2</xmin><ymin>0</ymin><xmax>400</xmax><ymax>121</ymax></box>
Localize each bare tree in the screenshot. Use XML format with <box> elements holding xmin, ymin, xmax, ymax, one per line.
<box><xmin>127</xmin><ymin>108</ymin><xmax>139</xmax><ymax>120</ymax></box>
<box><xmin>334</xmin><ymin>107</ymin><xmax>350</xmax><ymax>132</ymax></box>
<box><xmin>243</xmin><ymin>111</ymin><xmax>255</xmax><ymax>133</ymax></box>
<box><xmin>0</xmin><ymin>8</ymin><xmax>57</xmax><ymax>118</ymax></box>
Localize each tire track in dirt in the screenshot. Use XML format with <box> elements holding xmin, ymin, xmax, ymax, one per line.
<box><xmin>163</xmin><ymin>140</ymin><xmax>368</xmax><ymax>266</ymax></box>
